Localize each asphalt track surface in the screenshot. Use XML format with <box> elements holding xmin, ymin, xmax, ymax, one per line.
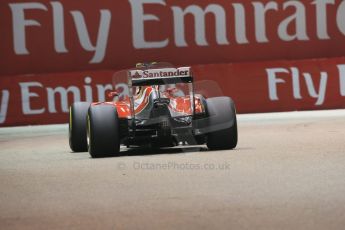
<box><xmin>1</xmin><ymin>110</ymin><xmax>345</xmax><ymax>230</ymax></box>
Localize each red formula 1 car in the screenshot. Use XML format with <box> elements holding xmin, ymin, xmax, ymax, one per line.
<box><xmin>69</xmin><ymin>63</ymin><xmax>237</xmax><ymax>158</ymax></box>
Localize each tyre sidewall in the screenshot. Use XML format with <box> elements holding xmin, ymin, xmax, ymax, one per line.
<box><xmin>69</xmin><ymin>102</ymin><xmax>90</xmax><ymax>152</ymax></box>
<box><xmin>206</xmin><ymin>97</ymin><xmax>238</xmax><ymax>150</ymax></box>
<box><xmin>88</xmin><ymin>105</ymin><xmax>120</xmax><ymax>157</ymax></box>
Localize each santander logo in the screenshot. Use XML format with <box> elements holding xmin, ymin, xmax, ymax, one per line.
<box><xmin>131</xmin><ymin>68</ymin><xmax>190</xmax><ymax>79</ymax></box>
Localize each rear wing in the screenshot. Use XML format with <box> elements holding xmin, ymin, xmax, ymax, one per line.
<box><xmin>128</xmin><ymin>67</ymin><xmax>193</xmax><ymax>86</ymax></box>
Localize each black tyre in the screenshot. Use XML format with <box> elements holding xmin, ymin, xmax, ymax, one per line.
<box><xmin>87</xmin><ymin>105</ymin><xmax>120</xmax><ymax>158</ymax></box>
<box><xmin>69</xmin><ymin>102</ymin><xmax>90</xmax><ymax>152</ymax></box>
<box><xmin>206</xmin><ymin>97</ymin><xmax>238</xmax><ymax>150</ymax></box>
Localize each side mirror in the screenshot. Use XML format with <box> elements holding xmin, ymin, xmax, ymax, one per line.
<box><xmin>107</xmin><ymin>91</ymin><xmax>119</xmax><ymax>100</ymax></box>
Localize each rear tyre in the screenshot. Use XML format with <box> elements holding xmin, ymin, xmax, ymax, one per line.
<box><xmin>87</xmin><ymin>105</ymin><xmax>120</xmax><ymax>158</ymax></box>
<box><xmin>206</xmin><ymin>97</ymin><xmax>238</xmax><ymax>150</ymax></box>
<box><xmin>69</xmin><ymin>102</ymin><xmax>90</xmax><ymax>152</ymax></box>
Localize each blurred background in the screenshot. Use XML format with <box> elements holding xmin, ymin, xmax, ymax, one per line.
<box><xmin>1</xmin><ymin>0</ymin><xmax>345</xmax><ymax>126</ymax></box>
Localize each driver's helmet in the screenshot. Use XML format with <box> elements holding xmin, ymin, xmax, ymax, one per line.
<box><xmin>135</xmin><ymin>62</ymin><xmax>157</xmax><ymax>69</ymax></box>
